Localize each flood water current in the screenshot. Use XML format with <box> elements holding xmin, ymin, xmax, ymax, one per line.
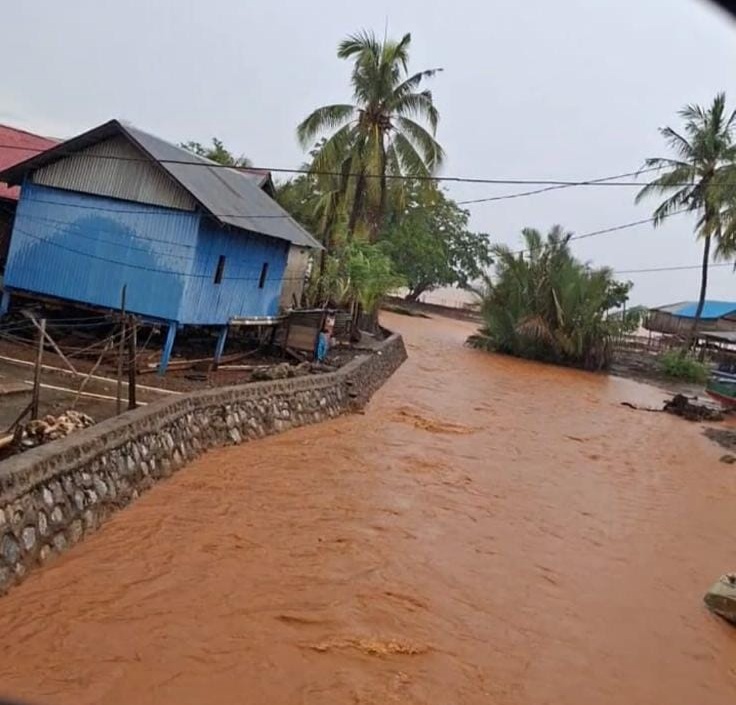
<box><xmin>0</xmin><ymin>313</ymin><xmax>735</xmax><ymax>705</ymax></box>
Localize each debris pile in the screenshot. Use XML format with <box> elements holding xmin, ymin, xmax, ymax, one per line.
<box><xmin>250</xmin><ymin>362</ymin><xmax>313</xmax><ymax>382</ymax></box>
<box><xmin>251</xmin><ymin>361</ymin><xmax>310</xmax><ymax>381</ymax></box>
<box><xmin>15</xmin><ymin>410</ymin><xmax>95</xmax><ymax>449</ymax></box>
<box><xmin>662</xmin><ymin>394</ymin><xmax>724</xmax><ymax>422</ymax></box>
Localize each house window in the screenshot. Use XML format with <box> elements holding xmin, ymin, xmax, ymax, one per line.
<box><xmin>214</xmin><ymin>255</ymin><xmax>226</xmax><ymax>284</ymax></box>
<box><xmin>258</xmin><ymin>262</ymin><xmax>269</xmax><ymax>289</ymax></box>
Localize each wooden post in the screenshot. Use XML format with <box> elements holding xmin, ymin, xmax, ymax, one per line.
<box><xmin>31</xmin><ymin>318</ymin><xmax>46</xmax><ymax>420</ymax></box>
<box><xmin>158</xmin><ymin>322</ymin><xmax>177</xmax><ymax>376</ymax></box>
<box><xmin>116</xmin><ymin>286</ymin><xmax>127</xmax><ymax>415</ymax></box>
<box><xmin>23</xmin><ymin>311</ymin><xmax>78</xmax><ymax>376</ymax></box>
<box><xmin>127</xmin><ymin>316</ymin><xmax>137</xmax><ymax>410</ymax></box>
<box><xmin>213</xmin><ymin>325</ymin><xmax>229</xmax><ymax>369</ymax></box>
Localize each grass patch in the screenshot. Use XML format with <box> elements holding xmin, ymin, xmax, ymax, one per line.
<box><xmin>658</xmin><ymin>350</ymin><xmax>709</xmax><ymax>383</ymax></box>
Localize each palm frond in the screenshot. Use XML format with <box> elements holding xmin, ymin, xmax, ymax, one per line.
<box><xmin>391</xmin><ymin>132</ymin><xmax>432</xmax><ymax>178</ymax></box>
<box><xmin>297</xmin><ymin>104</ymin><xmax>356</xmax><ymax>148</ymax></box>
<box><xmin>394</xmin><ymin>116</ymin><xmax>444</xmax><ymax>171</ymax></box>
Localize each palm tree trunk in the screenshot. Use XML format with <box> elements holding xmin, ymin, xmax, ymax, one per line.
<box><xmin>689</xmin><ymin>233</ymin><xmax>711</xmax><ymax>351</ymax></box>
<box><xmin>371</xmin><ymin>137</ymin><xmax>388</xmax><ymax>243</ymax></box>
<box><xmin>316</xmin><ymin>210</ymin><xmax>335</xmax><ymax>303</ymax></box>
<box><xmin>347</xmin><ymin>172</ymin><xmax>366</xmax><ymax>238</ymax></box>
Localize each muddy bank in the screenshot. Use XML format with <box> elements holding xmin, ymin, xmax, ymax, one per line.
<box><xmin>0</xmin><ymin>313</ymin><xmax>734</xmax><ymax>705</ymax></box>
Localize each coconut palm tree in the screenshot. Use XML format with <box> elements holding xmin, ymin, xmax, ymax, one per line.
<box><xmin>636</xmin><ymin>93</ymin><xmax>736</xmax><ymax>341</ymax></box>
<box><xmin>297</xmin><ymin>30</ymin><xmax>444</xmax><ymax>240</ymax></box>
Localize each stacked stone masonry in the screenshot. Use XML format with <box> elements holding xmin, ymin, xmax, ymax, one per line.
<box><xmin>0</xmin><ymin>333</ymin><xmax>406</xmax><ymax>593</ymax></box>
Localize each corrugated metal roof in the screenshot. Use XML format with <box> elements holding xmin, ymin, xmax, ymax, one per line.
<box><xmin>0</xmin><ymin>124</ymin><xmax>57</xmax><ymax>201</ymax></box>
<box><xmin>0</xmin><ymin>120</ymin><xmax>321</xmax><ymax>249</ymax></box>
<box><xmin>655</xmin><ymin>300</ymin><xmax>736</xmax><ymax>319</ymax></box>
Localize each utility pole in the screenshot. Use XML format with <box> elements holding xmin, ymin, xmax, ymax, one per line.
<box><xmin>127</xmin><ymin>315</ymin><xmax>137</xmax><ymax>410</ymax></box>
<box><xmin>116</xmin><ymin>285</ymin><xmax>127</xmax><ymax>415</ymax></box>
<box><xmin>31</xmin><ymin>318</ymin><xmax>46</xmax><ymax>420</ymax></box>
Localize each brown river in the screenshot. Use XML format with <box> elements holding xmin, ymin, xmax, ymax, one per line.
<box><xmin>1</xmin><ymin>313</ymin><xmax>735</xmax><ymax>705</ymax></box>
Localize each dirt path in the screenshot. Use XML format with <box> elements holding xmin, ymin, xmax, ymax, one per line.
<box><xmin>0</xmin><ymin>313</ymin><xmax>735</xmax><ymax>705</ymax></box>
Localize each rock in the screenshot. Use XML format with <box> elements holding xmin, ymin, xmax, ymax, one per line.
<box><xmin>720</xmin><ymin>454</ymin><xmax>736</xmax><ymax>464</ymax></box>
<box><xmin>73</xmin><ymin>490</ymin><xmax>85</xmax><ymax>512</ymax></box>
<box><xmin>83</xmin><ymin>510</ymin><xmax>95</xmax><ymax>530</ymax></box>
<box><xmin>1</xmin><ymin>534</ymin><xmax>20</xmax><ymax>565</ymax></box>
<box><xmin>704</xmin><ymin>573</ymin><xmax>736</xmax><ymax>623</ymax></box>
<box><xmin>52</xmin><ymin>533</ymin><xmax>67</xmax><ymax>552</ymax></box>
<box><xmin>42</xmin><ymin>487</ymin><xmax>54</xmax><ymax>508</ymax></box>
<box><xmin>21</xmin><ymin>527</ymin><xmax>36</xmax><ymax>551</ymax></box>
<box><xmin>37</xmin><ymin>511</ymin><xmax>49</xmax><ymax>537</ymax></box>
<box><xmin>50</xmin><ymin>506</ymin><xmax>64</xmax><ymax>526</ymax></box>
<box><xmin>39</xmin><ymin>545</ymin><xmax>51</xmax><ymax>563</ymax></box>
<box><xmin>228</xmin><ymin>428</ymin><xmax>242</xmax><ymax>444</ymax></box>
<box><xmin>68</xmin><ymin>520</ymin><xmax>83</xmax><ymax>544</ymax></box>
<box><xmin>93</xmin><ymin>477</ymin><xmax>108</xmax><ymax>499</ymax></box>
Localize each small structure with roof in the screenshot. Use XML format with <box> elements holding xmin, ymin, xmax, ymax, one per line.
<box><xmin>0</xmin><ymin>119</ymin><xmax>321</xmax><ymax>372</ymax></box>
<box><xmin>644</xmin><ymin>300</ymin><xmax>736</xmax><ymax>336</ymax></box>
<box><xmin>0</xmin><ymin>124</ymin><xmax>57</xmax><ymax>271</ymax></box>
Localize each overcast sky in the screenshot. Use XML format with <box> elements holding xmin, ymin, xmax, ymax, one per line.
<box><xmin>2</xmin><ymin>0</ymin><xmax>736</xmax><ymax>306</ymax></box>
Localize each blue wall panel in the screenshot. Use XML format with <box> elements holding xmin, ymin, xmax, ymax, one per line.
<box><xmin>180</xmin><ymin>218</ymin><xmax>288</xmax><ymax>325</ymax></box>
<box><xmin>6</xmin><ymin>183</ymin><xmax>199</xmax><ymax>322</ymax></box>
<box><xmin>5</xmin><ymin>183</ymin><xmax>289</xmax><ymax>326</ymax></box>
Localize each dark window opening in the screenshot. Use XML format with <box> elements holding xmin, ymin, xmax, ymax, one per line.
<box><xmin>258</xmin><ymin>261</ymin><xmax>269</xmax><ymax>289</ymax></box>
<box><xmin>214</xmin><ymin>255</ymin><xmax>226</xmax><ymax>284</ymax></box>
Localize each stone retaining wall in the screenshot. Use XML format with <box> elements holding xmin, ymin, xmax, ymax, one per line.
<box><xmin>0</xmin><ymin>333</ymin><xmax>407</xmax><ymax>593</ymax></box>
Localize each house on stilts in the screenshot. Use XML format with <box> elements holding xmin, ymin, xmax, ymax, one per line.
<box><xmin>0</xmin><ymin>119</ymin><xmax>321</xmax><ymax>373</ymax></box>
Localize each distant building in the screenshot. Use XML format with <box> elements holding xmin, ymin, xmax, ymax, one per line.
<box><xmin>0</xmin><ymin>119</ymin><xmax>321</xmax><ymax>372</ymax></box>
<box><xmin>645</xmin><ymin>300</ymin><xmax>736</xmax><ymax>335</ymax></box>
<box><xmin>0</xmin><ymin>124</ymin><xmax>57</xmax><ymax>271</ymax></box>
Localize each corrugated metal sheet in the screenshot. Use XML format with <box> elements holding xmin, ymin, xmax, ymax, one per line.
<box><xmin>123</xmin><ymin>125</ymin><xmax>322</xmax><ymax>248</ymax></box>
<box><xmin>674</xmin><ymin>300</ymin><xmax>736</xmax><ymax>319</ymax></box>
<box><xmin>32</xmin><ymin>135</ymin><xmax>196</xmax><ymax>212</ymax></box>
<box><xmin>0</xmin><ymin>120</ymin><xmax>322</xmax><ymax>249</ymax></box>
<box><xmin>5</xmin><ymin>183</ymin><xmax>200</xmax><ymax>321</ymax></box>
<box><xmin>180</xmin><ymin>218</ymin><xmax>288</xmax><ymax>325</ymax></box>
<box><xmin>0</xmin><ymin>124</ymin><xmax>57</xmax><ymax>201</ymax></box>
<box><xmin>279</xmin><ymin>246</ymin><xmax>311</xmax><ymax>309</ymax></box>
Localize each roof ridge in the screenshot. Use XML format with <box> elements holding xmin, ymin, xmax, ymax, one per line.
<box><xmin>0</xmin><ymin>122</ymin><xmax>59</xmax><ymax>143</ymax></box>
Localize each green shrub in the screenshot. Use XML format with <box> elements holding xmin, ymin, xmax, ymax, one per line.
<box><xmin>658</xmin><ymin>350</ymin><xmax>709</xmax><ymax>383</ymax></box>
<box><xmin>469</xmin><ymin>226</ymin><xmax>631</xmax><ymax>370</ymax></box>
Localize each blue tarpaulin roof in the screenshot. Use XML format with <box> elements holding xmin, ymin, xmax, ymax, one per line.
<box><xmin>670</xmin><ymin>301</ymin><xmax>736</xmax><ymax>319</ymax></box>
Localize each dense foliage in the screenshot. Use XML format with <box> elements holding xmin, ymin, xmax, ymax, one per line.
<box><xmin>469</xmin><ymin>226</ymin><xmax>631</xmax><ymax>370</ymax></box>
<box><xmin>658</xmin><ymin>350</ymin><xmax>709</xmax><ymax>383</ymax></box>
<box><xmin>379</xmin><ymin>184</ymin><xmax>492</xmax><ymax>300</ymax></box>
<box><xmin>305</xmin><ymin>241</ymin><xmax>404</xmax><ymax>313</ymax></box>
<box><xmin>180</xmin><ymin>138</ymin><xmax>252</xmax><ymax>167</ymax></box>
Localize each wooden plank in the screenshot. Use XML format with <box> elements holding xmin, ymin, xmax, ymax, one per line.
<box><xmin>286</xmin><ymin>324</ymin><xmax>319</xmax><ymax>352</ymax></box>
<box><xmin>31</xmin><ymin>318</ymin><xmax>46</xmax><ymax>420</ymax></box>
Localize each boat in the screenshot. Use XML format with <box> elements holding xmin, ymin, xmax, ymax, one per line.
<box><xmin>706</xmin><ymin>367</ymin><xmax>736</xmax><ymax>408</ymax></box>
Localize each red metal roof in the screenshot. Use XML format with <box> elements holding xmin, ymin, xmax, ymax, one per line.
<box><xmin>0</xmin><ymin>124</ymin><xmax>57</xmax><ymax>201</ymax></box>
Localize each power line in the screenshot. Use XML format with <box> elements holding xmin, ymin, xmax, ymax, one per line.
<box><xmin>7</xmin><ymin>201</ymin><xmax>699</xmax><ymax>280</ymax></box>
<box><xmin>456</xmin><ymin>167</ymin><xmax>662</xmax><ymax>206</ymax></box>
<box><xmin>6</xmin><ymin>208</ymin><xmax>297</xmax><ymax>270</ymax></box>
<box><xmin>508</xmin><ymin>208</ymin><xmax>691</xmax><ymax>257</ymax></box>
<box><xmin>20</xmin><ymin>195</ymin><xmax>299</xmax><ymax>220</ymax></box>
<box><xmin>615</xmin><ymin>261</ymin><xmax>734</xmax><ymax>274</ymax></box>
<box><xmin>0</xmin><ymin>141</ymin><xmax>665</xmax><ymax>187</ymax></box>
<box><xmin>7</xmin><ymin>223</ymin><xmax>311</xmax><ymax>283</ymax></box>
<box><xmin>9</xmin><ymin>196</ymin><xmax>692</xmax><ymax>264</ymax></box>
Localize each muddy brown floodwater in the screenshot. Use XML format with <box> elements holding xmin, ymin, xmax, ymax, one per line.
<box><xmin>0</xmin><ymin>313</ymin><xmax>735</xmax><ymax>705</ymax></box>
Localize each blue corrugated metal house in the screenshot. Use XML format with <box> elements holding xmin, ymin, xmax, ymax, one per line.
<box><xmin>0</xmin><ymin>119</ymin><xmax>321</xmax><ymax>372</ymax></box>
<box><xmin>645</xmin><ymin>300</ymin><xmax>736</xmax><ymax>335</ymax></box>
